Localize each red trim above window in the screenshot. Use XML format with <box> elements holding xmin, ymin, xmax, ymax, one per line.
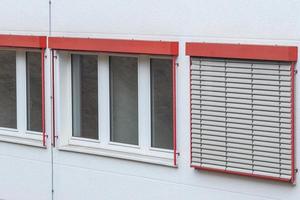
<box><xmin>0</xmin><ymin>34</ymin><xmax>47</xmax><ymax>49</ymax></box>
<box><xmin>186</xmin><ymin>42</ymin><xmax>298</xmax><ymax>62</ymax></box>
<box><xmin>48</xmin><ymin>37</ymin><xmax>179</xmax><ymax>56</ymax></box>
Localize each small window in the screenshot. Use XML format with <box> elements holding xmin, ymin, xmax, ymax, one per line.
<box><xmin>26</xmin><ymin>52</ymin><xmax>42</xmax><ymax>132</ymax></box>
<box><xmin>0</xmin><ymin>35</ymin><xmax>46</xmax><ymax>147</ymax></box>
<box><xmin>150</xmin><ymin>58</ymin><xmax>173</xmax><ymax>149</ymax></box>
<box><xmin>71</xmin><ymin>54</ymin><xmax>98</xmax><ymax>140</ymax></box>
<box><xmin>109</xmin><ymin>56</ymin><xmax>138</xmax><ymax>145</ymax></box>
<box><xmin>0</xmin><ymin>49</ymin><xmax>44</xmax><ymax>147</ymax></box>
<box><xmin>0</xmin><ymin>50</ymin><xmax>17</xmax><ymax>129</ymax></box>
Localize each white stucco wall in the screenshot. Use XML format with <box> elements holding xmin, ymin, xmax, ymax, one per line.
<box><xmin>0</xmin><ymin>0</ymin><xmax>300</xmax><ymax>200</ymax></box>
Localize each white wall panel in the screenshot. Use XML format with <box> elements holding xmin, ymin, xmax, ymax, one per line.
<box><xmin>0</xmin><ymin>0</ymin><xmax>48</xmax><ymax>35</ymax></box>
<box><xmin>51</xmin><ymin>0</ymin><xmax>300</xmax><ymax>40</ymax></box>
<box><xmin>53</xmin><ymin>164</ymin><xmax>274</xmax><ymax>200</ymax></box>
<box><xmin>0</xmin><ymin>153</ymin><xmax>51</xmax><ymax>200</ymax></box>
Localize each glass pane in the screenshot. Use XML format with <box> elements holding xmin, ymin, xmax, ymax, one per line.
<box><xmin>72</xmin><ymin>54</ymin><xmax>98</xmax><ymax>139</ymax></box>
<box><xmin>151</xmin><ymin>59</ymin><xmax>173</xmax><ymax>149</ymax></box>
<box><xmin>110</xmin><ymin>56</ymin><xmax>138</xmax><ymax>145</ymax></box>
<box><xmin>0</xmin><ymin>50</ymin><xmax>16</xmax><ymax>129</ymax></box>
<box><xmin>26</xmin><ymin>52</ymin><xmax>42</xmax><ymax>132</ymax></box>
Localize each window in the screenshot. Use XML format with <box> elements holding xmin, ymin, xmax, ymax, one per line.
<box><xmin>151</xmin><ymin>58</ymin><xmax>173</xmax><ymax>149</ymax></box>
<box><xmin>71</xmin><ymin>54</ymin><xmax>98</xmax><ymax>140</ymax></box>
<box><xmin>187</xmin><ymin>42</ymin><xmax>297</xmax><ymax>183</ymax></box>
<box><xmin>26</xmin><ymin>52</ymin><xmax>42</xmax><ymax>132</ymax></box>
<box><xmin>0</xmin><ymin>49</ymin><xmax>44</xmax><ymax>147</ymax></box>
<box><xmin>50</xmin><ymin>37</ymin><xmax>178</xmax><ymax>165</ymax></box>
<box><xmin>0</xmin><ymin>50</ymin><xmax>16</xmax><ymax>129</ymax></box>
<box><xmin>109</xmin><ymin>56</ymin><xmax>139</xmax><ymax>145</ymax></box>
<box><xmin>57</xmin><ymin>53</ymin><xmax>176</xmax><ymax>166</ymax></box>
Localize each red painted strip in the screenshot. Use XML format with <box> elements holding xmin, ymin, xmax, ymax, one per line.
<box><xmin>192</xmin><ymin>165</ymin><xmax>292</xmax><ymax>183</ymax></box>
<box><xmin>52</xmin><ymin>50</ymin><xmax>56</xmax><ymax>147</ymax></box>
<box><xmin>0</xmin><ymin>34</ymin><xmax>46</xmax><ymax>49</ymax></box>
<box><xmin>290</xmin><ymin>62</ymin><xmax>295</xmax><ymax>184</ymax></box>
<box><xmin>41</xmin><ymin>49</ymin><xmax>46</xmax><ymax>147</ymax></box>
<box><xmin>186</xmin><ymin>42</ymin><xmax>298</xmax><ymax>62</ymax></box>
<box><xmin>172</xmin><ymin>57</ymin><xmax>177</xmax><ymax>166</ymax></box>
<box><xmin>48</xmin><ymin>37</ymin><xmax>178</xmax><ymax>56</ymax></box>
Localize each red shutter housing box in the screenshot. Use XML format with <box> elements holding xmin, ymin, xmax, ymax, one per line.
<box><xmin>0</xmin><ymin>34</ymin><xmax>47</xmax><ymax>49</ymax></box>
<box><xmin>187</xmin><ymin>42</ymin><xmax>298</xmax><ymax>183</ymax></box>
<box><xmin>0</xmin><ymin>34</ymin><xmax>47</xmax><ymax>147</ymax></box>
<box><xmin>186</xmin><ymin>42</ymin><xmax>297</xmax><ymax>62</ymax></box>
<box><xmin>48</xmin><ymin>37</ymin><xmax>178</xmax><ymax>56</ymax></box>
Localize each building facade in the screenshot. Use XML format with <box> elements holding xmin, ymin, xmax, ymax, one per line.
<box><xmin>0</xmin><ymin>0</ymin><xmax>299</xmax><ymax>200</ymax></box>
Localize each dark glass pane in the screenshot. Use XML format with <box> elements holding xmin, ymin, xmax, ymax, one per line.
<box><xmin>26</xmin><ymin>52</ymin><xmax>42</xmax><ymax>132</ymax></box>
<box><xmin>0</xmin><ymin>50</ymin><xmax>16</xmax><ymax>129</ymax></box>
<box><xmin>72</xmin><ymin>54</ymin><xmax>98</xmax><ymax>139</ymax></box>
<box><xmin>110</xmin><ymin>56</ymin><xmax>138</xmax><ymax>145</ymax></box>
<box><xmin>151</xmin><ymin>59</ymin><xmax>173</xmax><ymax>149</ymax></box>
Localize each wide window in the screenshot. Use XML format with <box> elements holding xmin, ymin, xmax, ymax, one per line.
<box><xmin>57</xmin><ymin>53</ymin><xmax>175</xmax><ymax>166</ymax></box>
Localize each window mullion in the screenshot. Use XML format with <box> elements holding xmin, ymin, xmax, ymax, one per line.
<box><xmin>99</xmin><ymin>55</ymin><xmax>110</xmax><ymax>144</ymax></box>
<box><xmin>59</xmin><ymin>53</ymin><xmax>73</xmax><ymax>144</ymax></box>
<box><xmin>16</xmin><ymin>51</ymin><xmax>26</xmax><ymax>134</ymax></box>
<box><xmin>138</xmin><ymin>56</ymin><xmax>151</xmax><ymax>150</ymax></box>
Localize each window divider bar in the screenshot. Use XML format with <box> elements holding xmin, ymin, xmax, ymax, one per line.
<box><xmin>138</xmin><ymin>56</ymin><xmax>151</xmax><ymax>150</ymax></box>
<box><xmin>98</xmin><ymin>55</ymin><xmax>110</xmax><ymax>145</ymax></box>
<box><xmin>16</xmin><ymin>51</ymin><xmax>27</xmax><ymax>135</ymax></box>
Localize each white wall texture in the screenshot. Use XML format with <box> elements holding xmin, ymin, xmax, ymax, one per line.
<box><xmin>0</xmin><ymin>0</ymin><xmax>300</xmax><ymax>199</ymax></box>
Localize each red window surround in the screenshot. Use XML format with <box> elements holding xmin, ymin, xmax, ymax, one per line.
<box><xmin>0</xmin><ymin>34</ymin><xmax>47</xmax><ymax>147</ymax></box>
<box><xmin>0</xmin><ymin>34</ymin><xmax>47</xmax><ymax>49</ymax></box>
<box><xmin>186</xmin><ymin>42</ymin><xmax>298</xmax><ymax>183</ymax></box>
<box><xmin>49</xmin><ymin>36</ymin><xmax>179</xmax><ymax>165</ymax></box>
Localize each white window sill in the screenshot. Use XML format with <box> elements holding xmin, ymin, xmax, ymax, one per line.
<box><xmin>58</xmin><ymin>141</ymin><xmax>176</xmax><ymax>167</ymax></box>
<box><xmin>0</xmin><ymin>128</ymin><xmax>45</xmax><ymax>148</ymax></box>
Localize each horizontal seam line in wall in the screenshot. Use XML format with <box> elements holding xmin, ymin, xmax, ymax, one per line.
<box><xmin>50</xmin><ymin>30</ymin><xmax>300</xmax><ymax>43</ymax></box>
<box><xmin>53</xmin><ymin>161</ymin><xmax>279</xmax><ymax>200</ymax></box>
<box><xmin>0</xmin><ymin>153</ymin><xmax>51</xmax><ymax>164</ymax></box>
<box><xmin>1</xmin><ymin>30</ymin><xmax>300</xmax><ymax>43</ymax></box>
<box><xmin>0</xmin><ymin>30</ymin><xmax>48</xmax><ymax>34</ymax></box>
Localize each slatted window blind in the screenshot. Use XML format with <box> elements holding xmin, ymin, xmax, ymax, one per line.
<box><xmin>190</xmin><ymin>57</ymin><xmax>293</xmax><ymax>180</ymax></box>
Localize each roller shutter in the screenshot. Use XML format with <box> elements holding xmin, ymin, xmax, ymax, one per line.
<box><xmin>190</xmin><ymin>57</ymin><xmax>293</xmax><ymax>181</ymax></box>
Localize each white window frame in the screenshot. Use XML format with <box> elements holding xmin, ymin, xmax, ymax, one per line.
<box><xmin>55</xmin><ymin>51</ymin><xmax>175</xmax><ymax>166</ymax></box>
<box><xmin>0</xmin><ymin>48</ymin><xmax>44</xmax><ymax>147</ymax></box>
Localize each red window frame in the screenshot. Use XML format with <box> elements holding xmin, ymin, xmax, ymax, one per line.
<box><xmin>49</xmin><ymin>36</ymin><xmax>179</xmax><ymax>165</ymax></box>
<box><xmin>0</xmin><ymin>34</ymin><xmax>47</xmax><ymax>146</ymax></box>
<box><xmin>186</xmin><ymin>42</ymin><xmax>298</xmax><ymax>183</ymax></box>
